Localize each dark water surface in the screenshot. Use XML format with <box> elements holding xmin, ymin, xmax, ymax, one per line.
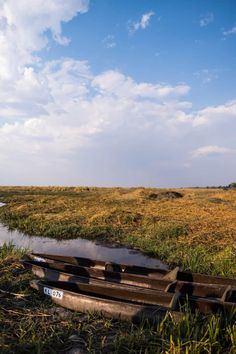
<box><xmin>0</xmin><ymin>203</ymin><xmax>167</xmax><ymax>269</ymax></box>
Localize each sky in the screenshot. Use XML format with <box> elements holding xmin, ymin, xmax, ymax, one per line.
<box><xmin>0</xmin><ymin>0</ymin><xmax>235</xmax><ymax>187</ymax></box>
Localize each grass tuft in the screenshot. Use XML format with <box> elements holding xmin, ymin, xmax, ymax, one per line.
<box><xmin>0</xmin><ymin>242</ymin><xmax>28</xmax><ymax>259</ymax></box>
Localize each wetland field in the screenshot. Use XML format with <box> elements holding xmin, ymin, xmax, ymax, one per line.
<box><xmin>0</xmin><ymin>186</ymin><xmax>235</xmax><ymax>353</ymax></box>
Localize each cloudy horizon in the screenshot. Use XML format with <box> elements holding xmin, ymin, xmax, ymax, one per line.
<box><xmin>0</xmin><ymin>0</ymin><xmax>235</xmax><ymax>187</ymax></box>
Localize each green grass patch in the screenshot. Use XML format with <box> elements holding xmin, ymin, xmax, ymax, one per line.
<box><xmin>0</xmin><ymin>242</ymin><xmax>28</xmax><ymax>259</ymax></box>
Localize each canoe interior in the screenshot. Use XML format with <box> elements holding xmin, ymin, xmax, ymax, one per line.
<box><xmin>30</xmin><ymin>252</ymin><xmax>236</xmax><ymax>286</ymax></box>
<box><xmin>23</xmin><ymin>260</ymin><xmax>236</xmax><ymax>305</ymax></box>
<box><xmin>30</xmin><ymin>252</ymin><xmax>167</xmax><ymax>275</ymax></box>
<box><xmin>24</xmin><ymin>259</ymin><xmax>170</xmax><ymax>289</ymax></box>
<box><xmin>30</xmin><ymin>279</ymin><xmax>177</xmax><ymax>323</ymax></box>
<box><xmin>26</xmin><ymin>263</ymin><xmax>180</xmax><ymax>307</ymax></box>
<box><xmin>30</xmin><ymin>279</ymin><xmax>236</xmax><ymax>317</ymax></box>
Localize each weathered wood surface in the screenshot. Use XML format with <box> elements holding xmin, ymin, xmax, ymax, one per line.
<box><xmin>23</xmin><ymin>260</ymin><xmax>236</xmax><ymax>301</ymax></box>
<box><xmin>30</xmin><ymin>279</ymin><xmax>179</xmax><ymax>323</ymax></box>
<box><xmin>29</xmin><ymin>252</ymin><xmax>236</xmax><ymax>286</ymax></box>
<box><xmin>30</xmin><ymin>279</ymin><xmax>236</xmax><ymax>319</ymax></box>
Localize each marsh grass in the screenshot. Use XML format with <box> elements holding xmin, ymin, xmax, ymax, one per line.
<box><xmin>0</xmin><ymin>186</ymin><xmax>236</xmax><ymax>276</ymax></box>
<box><xmin>0</xmin><ymin>187</ymin><xmax>236</xmax><ymax>352</ymax></box>
<box><xmin>0</xmin><ymin>241</ymin><xmax>27</xmax><ymax>259</ymax></box>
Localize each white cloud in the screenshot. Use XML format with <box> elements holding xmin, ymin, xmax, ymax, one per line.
<box><xmin>0</xmin><ymin>52</ymin><xmax>235</xmax><ymax>184</ymax></box>
<box><xmin>0</xmin><ymin>53</ymin><xmax>235</xmax><ymax>185</ymax></box>
<box><xmin>0</xmin><ymin>59</ymin><xmax>192</xmax><ymax>156</ymax></box>
<box><xmin>192</xmin><ymin>145</ymin><xmax>235</xmax><ymax>158</ymax></box>
<box><xmin>199</xmin><ymin>13</ymin><xmax>214</xmax><ymax>27</ymax></box>
<box><xmin>92</xmin><ymin>70</ymin><xmax>190</xmax><ymax>99</ymax></box>
<box><xmin>129</xmin><ymin>11</ymin><xmax>155</xmax><ymax>33</ymax></box>
<box><xmin>140</xmin><ymin>12</ymin><xmax>155</xmax><ymax>29</ymax></box>
<box><xmin>102</xmin><ymin>35</ymin><xmax>116</xmax><ymax>49</ymax></box>
<box><xmin>0</xmin><ymin>0</ymin><xmax>89</xmax><ymax>121</ymax></box>
<box><xmin>0</xmin><ymin>1</ymin><xmax>235</xmax><ymax>186</ymax></box>
<box><xmin>192</xmin><ymin>100</ymin><xmax>236</xmax><ymax>126</ymax></box>
<box><xmin>0</xmin><ymin>0</ymin><xmax>89</xmax><ymax>80</ymax></box>
<box><xmin>223</xmin><ymin>25</ymin><xmax>236</xmax><ymax>36</ymax></box>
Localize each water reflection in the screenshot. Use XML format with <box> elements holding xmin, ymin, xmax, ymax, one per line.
<box><xmin>0</xmin><ymin>203</ymin><xmax>167</xmax><ymax>269</ymax></box>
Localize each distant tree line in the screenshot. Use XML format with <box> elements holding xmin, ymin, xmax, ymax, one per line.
<box><xmin>193</xmin><ymin>182</ymin><xmax>236</xmax><ymax>190</ymax></box>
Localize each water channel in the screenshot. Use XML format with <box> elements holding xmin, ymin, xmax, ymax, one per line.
<box><xmin>0</xmin><ymin>202</ymin><xmax>167</xmax><ymax>269</ymax></box>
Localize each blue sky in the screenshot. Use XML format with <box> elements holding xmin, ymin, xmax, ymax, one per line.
<box><xmin>0</xmin><ymin>0</ymin><xmax>235</xmax><ymax>186</ymax></box>
<box><xmin>44</xmin><ymin>0</ymin><xmax>236</xmax><ymax>107</ymax></box>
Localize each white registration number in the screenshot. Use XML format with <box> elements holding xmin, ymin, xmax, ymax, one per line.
<box><xmin>43</xmin><ymin>287</ymin><xmax>63</xmax><ymax>299</ymax></box>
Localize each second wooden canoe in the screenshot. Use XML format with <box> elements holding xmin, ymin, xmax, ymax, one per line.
<box><xmin>29</xmin><ymin>252</ymin><xmax>236</xmax><ymax>286</ymax></box>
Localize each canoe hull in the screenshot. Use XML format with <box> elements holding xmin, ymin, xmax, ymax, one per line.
<box><xmin>30</xmin><ymin>279</ymin><xmax>236</xmax><ymax>318</ymax></box>
<box><xmin>29</xmin><ymin>252</ymin><xmax>236</xmax><ymax>286</ymax></box>
<box><xmin>23</xmin><ymin>260</ymin><xmax>236</xmax><ymax>301</ymax></box>
<box><xmin>30</xmin><ymin>279</ymin><xmax>175</xmax><ymax>323</ymax></box>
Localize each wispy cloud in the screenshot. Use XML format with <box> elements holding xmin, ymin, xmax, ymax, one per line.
<box><xmin>194</xmin><ymin>69</ymin><xmax>218</xmax><ymax>84</ymax></box>
<box><xmin>192</xmin><ymin>145</ymin><xmax>235</xmax><ymax>158</ymax></box>
<box><xmin>102</xmin><ymin>35</ymin><xmax>116</xmax><ymax>49</ymax></box>
<box><xmin>223</xmin><ymin>25</ymin><xmax>236</xmax><ymax>36</ymax></box>
<box><xmin>128</xmin><ymin>11</ymin><xmax>155</xmax><ymax>33</ymax></box>
<box><xmin>199</xmin><ymin>13</ymin><xmax>214</xmax><ymax>27</ymax></box>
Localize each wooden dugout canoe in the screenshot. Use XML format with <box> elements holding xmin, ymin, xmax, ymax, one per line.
<box><xmin>30</xmin><ymin>279</ymin><xmax>179</xmax><ymax>323</ymax></box>
<box><xmin>23</xmin><ymin>260</ymin><xmax>236</xmax><ymax>301</ymax></box>
<box><xmin>29</xmin><ymin>252</ymin><xmax>236</xmax><ymax>287</ymax></box>
<box><xmin>30</xmin><ymin>279</ymin><xmax>236</xmax><ymax>318</ymax></box>
<box><xmin>23</xmin><ymin>260</ymin><xmax>179</xmax><ymax>308</ymax></box>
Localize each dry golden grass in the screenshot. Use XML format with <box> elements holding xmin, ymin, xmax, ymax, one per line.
<box><xmin>0</xmin><ymin>186</ymin><xmax>236</xmax><ymax>246</ymax></box>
